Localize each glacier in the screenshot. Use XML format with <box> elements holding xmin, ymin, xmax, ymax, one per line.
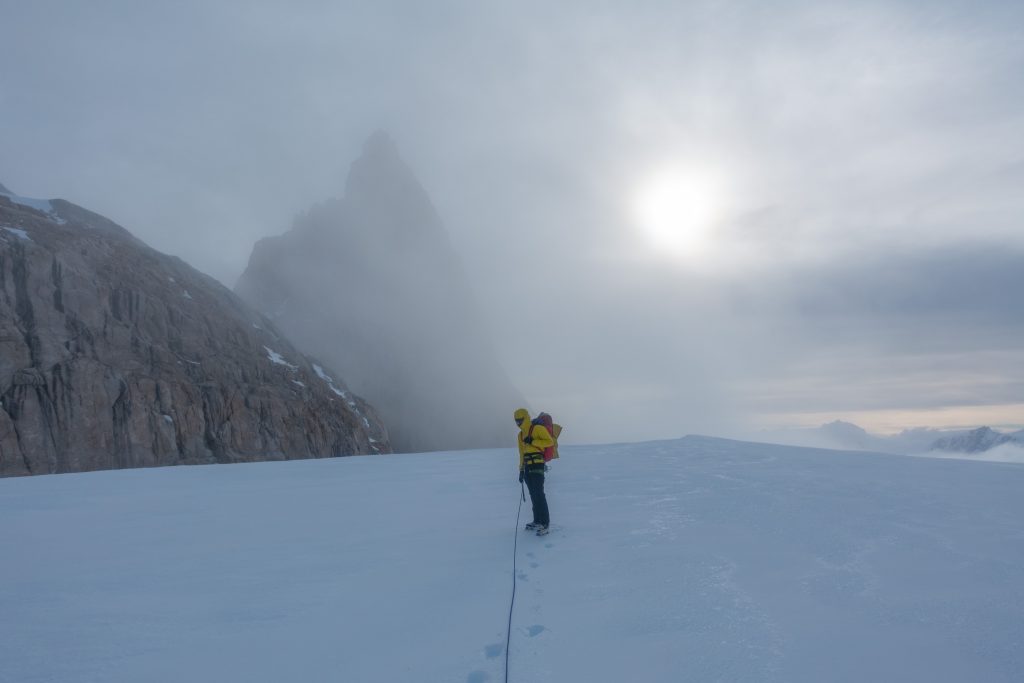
<box><xmin>1</xmin><ymin>436</ymin><xmax>1022</xmax><ymax>682</ymax></box>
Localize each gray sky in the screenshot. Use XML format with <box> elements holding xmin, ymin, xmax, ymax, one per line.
<box><xmin>3</xmin><ymin>0</ymin><xmax>1023</xmax><ymax>444</ymax></box>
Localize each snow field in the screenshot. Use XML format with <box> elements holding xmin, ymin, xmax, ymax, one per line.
<box><xmin>2</xmin><ymin>436</ymin><xmax>1023</xmax><ymax>682</ymax></box>
<box><xmin>1</xmin><ymin>453</ymin><xmax>514</xmax><ymax>683</ymax></box>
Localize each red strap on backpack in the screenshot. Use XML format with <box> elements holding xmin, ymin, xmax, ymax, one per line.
<box><xmin>527</xmin><ymin>422</ymin><xmax>555</xmax><ymax>462</ymax></box>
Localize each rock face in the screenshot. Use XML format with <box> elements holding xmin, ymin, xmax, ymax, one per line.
<box><xmin>929</xmin><ymin>427</ymin><xmax>1019</xmax><ymax>454</ymax></box>
<box><xmin>0</xmin><ymin>186</ymin><xmax>389</xmax><ymax>477</ymax></box>
<box><xmin>236</xmin><ymin>132</ymin><xmax>524</xmax><ymax>452</ymax></box>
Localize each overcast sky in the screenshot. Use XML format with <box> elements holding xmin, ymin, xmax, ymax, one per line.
<box><xmin>3</xmin><ymin>0</ymin><xmax>1023</xmax><ymax>444</ymax></box>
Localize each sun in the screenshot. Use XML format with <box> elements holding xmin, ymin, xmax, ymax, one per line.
<box><xmin>631</xmin><ymin>167</ymin><xmax>722</xmax><ymax>258</ymax></box>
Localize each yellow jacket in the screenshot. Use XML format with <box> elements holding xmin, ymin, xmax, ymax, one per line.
<box><xmin>515</xmin><ymin>409</ymin><xmax>554</xmax><ymax>470</ymax></box>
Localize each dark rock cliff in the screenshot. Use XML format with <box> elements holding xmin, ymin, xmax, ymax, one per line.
<box><xmin>0</xmin><ymin>187</ymin><xmax>389</xmax><ymax>476</ymax></box>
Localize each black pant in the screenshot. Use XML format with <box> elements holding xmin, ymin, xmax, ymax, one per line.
<box><xmin>525</xmin><ymin>469</ymin><xmax>550</xmax><ymax>527</ymax></box>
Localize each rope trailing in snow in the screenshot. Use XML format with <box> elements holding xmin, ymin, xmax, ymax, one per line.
<box><xmin>504</xmin><ymin>484</ymin><xmax>525</xmax><ymax>683</ymax></box>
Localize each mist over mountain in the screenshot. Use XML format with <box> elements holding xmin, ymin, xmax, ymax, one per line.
<box><xmin>236</xmin><ymin>132</ymin><xmax>524</xmax><ymax>452</ymax></box>
<box><xmin>755</xmin><ymin>419</ymin><xmax>1023</xmax><ymax>460</ymax></box>
<box><xmin>929</xmin><ymin>426</ymin><xmax>1019</xmax><ymax>454</ymax></box>
<box><xmin>0</xmin><ymin>185</ymin><xmax>387</xmax><ymax>476</ymax></box>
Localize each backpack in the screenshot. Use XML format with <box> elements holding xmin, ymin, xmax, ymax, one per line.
<box><xmin>529</xmin><ymin>412</ymin><xmax>562</xmax><ymax>462</ymax></box>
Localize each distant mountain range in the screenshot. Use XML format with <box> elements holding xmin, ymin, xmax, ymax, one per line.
<box><xmin>757</xmin><ymin>420</ymin><xmax>1023</xmax><ymax>456</ymax></box>
<box><xmin>929</xmin><ymin>426</ymin><xmax>1022</xmax><ymax>454</ymax></box>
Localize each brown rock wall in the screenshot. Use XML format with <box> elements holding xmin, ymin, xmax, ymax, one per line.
<box><xmin>0</xmin><ymin>192</ymin><xmax>389</xmax><ymax>476</ymax></box>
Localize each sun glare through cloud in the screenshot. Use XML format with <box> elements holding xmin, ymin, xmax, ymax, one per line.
<box><xmin>2</xmin><ymin>1</ymin><xmax>1023</xmax><ymax>452</ymax></box>
<box><xmin>631</xmin><ymin>166</ymin><xmax>725</xmax><ymax>260</ymax></box>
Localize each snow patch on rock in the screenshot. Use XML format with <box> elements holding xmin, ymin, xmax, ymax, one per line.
<box><xmin>264</xmin><ymin>346</ymin><xmax>298</xmax><ymax>370</ymax></box>
<box><xmin>0</xmin><ymin>188</ymin><xmax>66</xmax><ymax>224</ymax></box>
<box><xmin>313</xmin><ymin>363</ymin><xmax>380</xmax><ymax>451</ymax></box>
<box><xmin>1</xmin><ymin>226</ymin><xmax>32</xmax><ymax>242</ymax></box>
<box><xmin>313</xmin><ymin>364</ymin><xmax>334</xmax><ymax>383</ymax></box>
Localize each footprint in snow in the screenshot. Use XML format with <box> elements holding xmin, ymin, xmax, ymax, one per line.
<box><xmin>484</xmin><ymin>643</ymin><xmax>503</xmax><ymax>659</ymax></box>
<box><xmin>467</xmin><ymin>671</ymin><xmax>490</xmax><ymax>683</ymax></box>
<box><xmin>530</xmin><ymin>562</ymin><xmax>540</xmax><ymax>569</ymax></box>
<box><xmin>525</xmin><ymin>625</ymin><xmax>546</xmax><ymax>638</ymax></box>
<box><xmin>517</xmin><ymin>570</ymin><xmax>529</xmax><ymax>582</ymax></box>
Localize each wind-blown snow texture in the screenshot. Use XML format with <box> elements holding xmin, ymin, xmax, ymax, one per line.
<box><xmin>2</xmin><ymin>436</ymin><xmax>1022</xmax><ymax>682</ymax></box>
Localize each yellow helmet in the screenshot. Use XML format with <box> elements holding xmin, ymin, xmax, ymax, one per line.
<box><xmin>514</xmin><ymin>408</ymin><xmax>530</xmax><ymax>424</ymax></box>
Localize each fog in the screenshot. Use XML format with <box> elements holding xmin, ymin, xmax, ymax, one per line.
<box><xmin>3</xmin><ymin>1</ymin><xmax>1023</xmax><ymax>444</ymax></box>
<box><xmin>234</xmin><ymin>133</ymin><xmax>525</xmax><ymax>452</ymax></box>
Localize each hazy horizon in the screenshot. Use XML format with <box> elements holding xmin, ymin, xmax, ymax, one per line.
<box><xmin>3</xmin><ymin>1</ymin><xmax>1023</xmax><ymax>444</ymax></box>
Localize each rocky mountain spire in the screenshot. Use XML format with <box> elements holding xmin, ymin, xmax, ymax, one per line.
<box><xmin>237</xmin><ymin>132</ymin><xmax>523</xmax><ymax>452</ymax></box>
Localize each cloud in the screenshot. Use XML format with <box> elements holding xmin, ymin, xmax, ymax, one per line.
<box><xmin>920</xmin><ymin>442</ymin><xmax>1024</xmax><ymax>465</ymax></box>
<box><xmin>976</xmin><ymin>443</ymin><xmax>1024</xmax><ymax>464</ymax></box>
<box><xmin>768</xmin><ymin>244</ymin><xmax>1024</xmax><ymax>326</ymax></box>
<box><xmin>2</xmin><ymin>1</ymin><xmax>1023</xmax><ymax>443</ymax></box>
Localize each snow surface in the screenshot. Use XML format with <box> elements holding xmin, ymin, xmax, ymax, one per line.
<box><xmin>2</xmin><ymin>436</ymin><xmax>1023</xmax><ymax>683</ymax></box>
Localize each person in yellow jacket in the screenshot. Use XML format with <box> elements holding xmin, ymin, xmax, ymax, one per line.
<box><xmin>515</xmin><ymin>408</ymin><xmax>554</xmax><ymax>536</ymax></box>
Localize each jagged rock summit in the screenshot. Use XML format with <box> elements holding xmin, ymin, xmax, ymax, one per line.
<box><xmin>236</xmin><ymin>133</ymin><xmax>524</xmax><ymax>452</ymax></box>
<box><xmin>929</xmin><ymin>426</ymin><xmax>1020</xmax><ymax>454</ymax></box>
<box><xmin>0</xmin><ymin>184</ymin><xmax>389</xmax><ymax>476</ymax></box>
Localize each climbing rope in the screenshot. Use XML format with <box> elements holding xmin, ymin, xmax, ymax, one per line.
<box><xmin>504</xmin><ymin>483</ymin><xmax>526</xmax><ymax>683</ymax></box>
